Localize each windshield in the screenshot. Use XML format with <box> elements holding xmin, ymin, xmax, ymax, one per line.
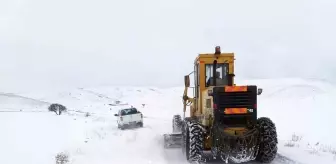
<box><xmin>205</xmin><ymin>63</ymin><xmax>229</xmax><ymax>87</ymax></box>
<box><xmin>120</xmin><ymin>108</ymin><xmax>139</xmax><ymax>115</ymax></box>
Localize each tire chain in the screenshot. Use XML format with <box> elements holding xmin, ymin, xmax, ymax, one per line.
<box><xmin>212</xmin><ymin>124</ymin><xmax>260</xmax><ymax>163</ymax></box>
<box><xmin>255</xmin><ymin>117</ymin><xmax>278</xmax><ymax>163</ymax></box>
<box><xmin>181</xmin><ymin>119</ymin><xmax>207</xmax><ymax>163</ymax></box>
<box><xmin>188</xmin><ymin>121</ymin><xmax>205</xmax><ymax>162</ymax></box>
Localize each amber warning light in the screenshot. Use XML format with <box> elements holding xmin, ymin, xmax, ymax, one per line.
<box><xmin>215</xmin><ymin>46</ymin><xmax>221</xmax><ymax>54</ymax></box>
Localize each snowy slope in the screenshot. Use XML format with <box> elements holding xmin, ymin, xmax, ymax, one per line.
<box><xmin>0</xmin><ymin>92</ymin><xmax>50</xmax><ymax>111</ymax></box>
<box><xmin>1</xmin><ymin>78</ymin><xmax>335</xmax><ymax>164</ymax></box>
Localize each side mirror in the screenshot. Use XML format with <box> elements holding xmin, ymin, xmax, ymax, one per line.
<box><xmin>114</xmin><ymin>114</ymin><xmax>118</xmax><ymax>116</ymax></box>
<box><xmin>184</xmin><ymin>75</ymin><xmax>190</xmax><ymax>87</ymax></box>
<box><xmin>257</xmin><ymin>88</ymin><xmax>263</xmax><ymax>95</ymax></box>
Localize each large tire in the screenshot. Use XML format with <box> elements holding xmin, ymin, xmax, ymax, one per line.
<box><xmin>182</xmin><ymin>121</ymin><xmax>204</xmax><ymax>162</ymax></box>
<box><xmin>255</xmin><ymin>117</ymin><xmax>278</xmax><ymax>163</ymax></box>
<box><xmin>172</xmin><ymin>115</ymin><xmax>182</xmax><ymax>133</ymax></box>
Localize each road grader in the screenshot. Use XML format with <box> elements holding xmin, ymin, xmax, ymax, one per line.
<box><xmin>163</xmin><ymin>46</ymin><xmax>278</xmax><ymax>163</ymax></box>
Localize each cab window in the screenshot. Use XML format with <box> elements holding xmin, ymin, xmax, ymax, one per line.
<box><xmin>205</xmin><ymin>63</ymin><xmax>229</xmax><ymax>87</ymax></box>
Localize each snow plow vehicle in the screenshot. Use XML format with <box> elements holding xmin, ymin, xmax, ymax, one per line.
<box><xmin>163</xmin><ymin>46</ymin><xmax>278</xmax><ymax>163</ymax></box>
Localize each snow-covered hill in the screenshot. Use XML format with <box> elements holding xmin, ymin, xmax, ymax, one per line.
<box><xmin>0</xmin><ymin>92</ymin><xmax>50</xmax><ymax>111</ymax></box>
<box><xmin>0</xmin><ymin>78</ymin><xmax>335</xmax><ymax>164</ymax></box>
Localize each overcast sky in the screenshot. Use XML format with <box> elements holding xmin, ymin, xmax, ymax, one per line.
<box><xmin>1</xmin><ymin>0</ymin><xmax>336</xmax><ymax>92</ymax></box>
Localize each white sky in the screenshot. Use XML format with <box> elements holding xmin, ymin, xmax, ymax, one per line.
<box><xmin>1</xmin><ymin>0</ymin><xmax>336</xmax><ymax>92</ymax></box>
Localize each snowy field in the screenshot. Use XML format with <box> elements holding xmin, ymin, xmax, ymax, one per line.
<box><xmin>0</xmin><ymin>78</ymin><xmax>335</xmax><ymax>164</ymax></box>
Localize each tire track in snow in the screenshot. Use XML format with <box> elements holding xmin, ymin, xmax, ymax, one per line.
<box><xmin>273</xmin><ymin>153</ymin><xmax>302</xmax><ymax>164</ymax></box>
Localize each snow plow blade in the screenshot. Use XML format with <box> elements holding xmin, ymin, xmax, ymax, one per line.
<box><xmin>163</xmin><ymin>133</ymin><xmax>183</xmax><ymax>148</ymax></box>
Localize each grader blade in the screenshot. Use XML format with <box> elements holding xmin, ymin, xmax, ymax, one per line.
<box><xmin>163</xmin><ymin>133</ymin><xmax>183</xmax><ymax>148</ymax></box>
